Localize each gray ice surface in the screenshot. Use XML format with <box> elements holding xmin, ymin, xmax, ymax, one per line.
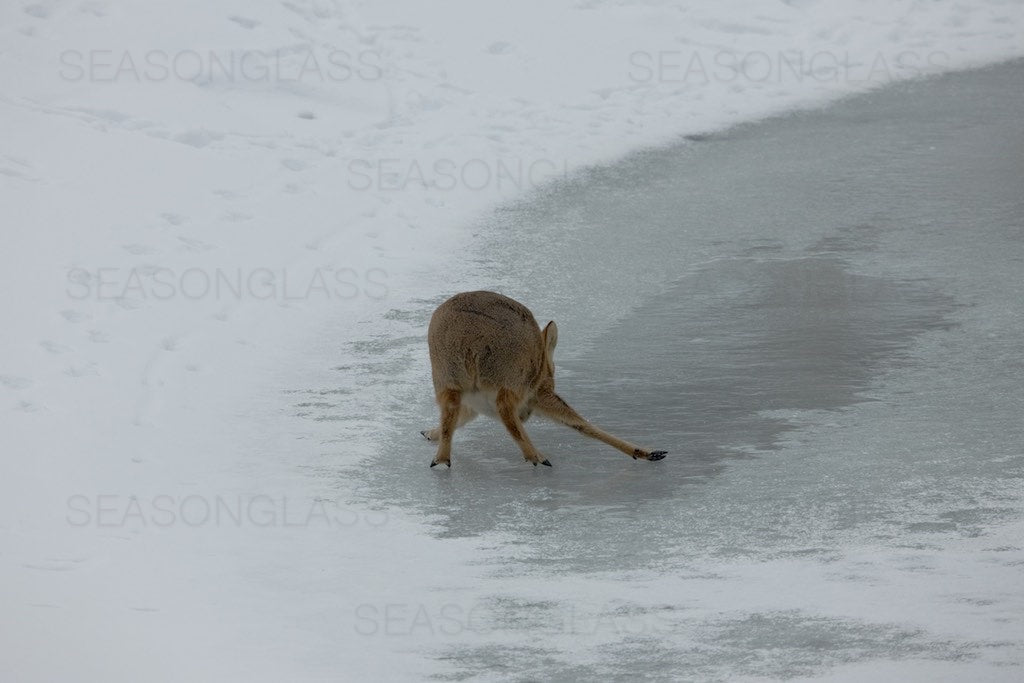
<box><xmin>303</xmin><ymin>61</ymin><xmax>1024</xmax><ymax>680</ymax></box>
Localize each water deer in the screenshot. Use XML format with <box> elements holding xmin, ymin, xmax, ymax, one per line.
<box><xmin>422</xmin><ymin>290</ymin><xmax>668</xmax><ymax>468</ymax></box>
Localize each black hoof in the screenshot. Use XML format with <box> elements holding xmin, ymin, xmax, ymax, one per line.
<box><xmin>541</xmin><ymin>459</ymin><xmax>552</xmax><ymax>467</ymax></box>
<box><xmin>430</xmin><ymin>461</ymin><xmax>451</xmax><ymax>468</ymax></box>
<box><xmin>430</xmin><ymin>461</ymin><xmax>437</xmax><ymax>468</ymax></box>
<box><xmin>648</xmin><ymin>451</ymin><xmax>667</xmax><ymax>461</ymax></box>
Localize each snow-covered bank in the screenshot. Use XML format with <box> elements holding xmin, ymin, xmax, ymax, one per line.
<box><xmin>3</xmin><ymin>1</ymin><xmax>1024</xmax><ymax>680</ymax></box>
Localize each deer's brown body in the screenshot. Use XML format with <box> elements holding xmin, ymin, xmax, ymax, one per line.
<box><xmin>423</xmin><ymin>290</ymin><xmax>667</xmax><ymax>468</ymax></box>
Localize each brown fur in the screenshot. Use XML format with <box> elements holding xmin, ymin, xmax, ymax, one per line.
<box><xmin>423</xmin><ymin>291</ymin><xmax>667</xmax><ymax>467</ymax></box>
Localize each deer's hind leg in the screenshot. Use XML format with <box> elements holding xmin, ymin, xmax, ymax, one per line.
<box><xmin>429</xmin><ymin>389</ymin><xmax>464</xmax><ymax>468</ymax></box>
<box><xmin>536</xmin><ymin>389</ymin><xmax>666</xmax><ymax>461</ymax></box>
<box><xmin>496</xmin><ymin>388</ymin><xmax>551</xmax><ymax>467</ymax></box>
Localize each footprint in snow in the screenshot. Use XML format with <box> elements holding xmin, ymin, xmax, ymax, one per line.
<box><xmin>177</xmin><ymin>235</ymin><xmax>216</xmax><ymax>252</ymax></box>
<box><xmin>228</xmin><ymin>15</ymin><xmax>260</xmax><ymax>29</ymax></box>
<box><xmin>59</xmin><ymin>309</ymin><xmax>89</xmax><ymax>323</ymax></box>
<box><xmin>0</xmin><ymin>165</ymin><xmax>37</xmax><ymax>181</ymax></box>
<box><xmin>174</xmin><ymin>129</ymin><xmax>224</xmax><ymax>149</ymax></box>
<box><xmin>0</xmin><ymin>374</ymin><xmax>32</xmax><ymax>389</ymax></box>
<box><xmin>39</xmin><ymin>340</ymin><xmax>72</xmax><ymax>354</ymax></box>
<box><xmin>281</xmin><ymin>158</ymin><xmax>308</xmax><ymax>171</ymax></box>
<box><xmin>116</xmin><ymin>298</ymin><xmax>144</xmax><ymax>311</ymax></box>
<box><xmin>160</xmin><ymin>212</ymin><xmax>187</xmax><ymax>226</ymax></box>
<box><xmin>22</xmin><ymin>558</ymin><xmax>87</xmax><ymax>572</ymax></box>
<box><xmin>486</xmin><ymin>41</ymin><xmax>514</xmax><ymax>55</ymax></box>
<box><xmin>64</xmin><ymin>363</ymin><xmax>99</xmax><ymax>378</ymax></box>
<box><xmin>23</xmin><ymin>4</ymin><xmax>49</xmax><ymax>19</ymax></box>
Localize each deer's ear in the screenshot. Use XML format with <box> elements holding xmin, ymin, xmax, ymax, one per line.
<box><xmin>543</xmin><ymin>321</ymin><xmax>558</xmax><ymax>355</ymax></box>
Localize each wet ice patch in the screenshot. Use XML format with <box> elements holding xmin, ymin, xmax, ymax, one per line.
<box><xmin>572</xmin><ymin>254</ymin><xmax>959</xmax><ymax>466</ymax></box>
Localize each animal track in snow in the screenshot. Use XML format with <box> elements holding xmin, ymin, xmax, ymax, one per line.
<box><xmin>0</xmin><ymin>374</ymin><xmax>32</xmax><ymax>389</ymax></box>
<box><xmin>160</xmin><ymin>213</ymin><xmax>187</xmax><ymax>226</ymax></box>
<box><xmin>173</xmin><ymin>129</ymin><xmax>225</xmax><ymax>149</ymax></box>
<box><xmin>0</xmin><ymin>155</ymin><xmax>37</xmax><ymax>181</ymax></box>
<box><xmin>59</xmin><ymin>309</ymin><xmax>89</xmax><ymax>323</ymax></box>
<box><xmin>39</xmin><ymin>340</ymin><xmax>72</xmax><ymax>354</ymax></box>
<box><xmin>23</xmin><ymin>4</ymin><xmax>49</xmax><ymax>19</ymax></box>
<box><xmin>22</xmin><ymin>557</ymin><xmax>87</xmax><ymax>572</ymax></box>
<box><xmin>176</xmin><ymin>236</ymin><xmax>217</xmax><ymax>253</ymax></box>
<box><xmin>64</xmin><ymin>363</ymin><xmax>99</xmax><ymax>378</ymax></box>
<box><xmin>229</xmin><ymin>15</ymin><xmax>260</xmax><ymax>29</ymax></box>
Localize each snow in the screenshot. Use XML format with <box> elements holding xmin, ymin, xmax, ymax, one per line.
<box><xmin>3</xmin><ymin>1</ymin><xmax>1024</xmax><ymax>680</ymax></box>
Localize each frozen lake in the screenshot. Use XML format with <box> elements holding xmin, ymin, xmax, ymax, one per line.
<box><xmin>5</xmin><ymin>3</ymin><xmax>1024</xmax><ymax>680</ymax></box>
<box><xmin>295</xmin><ymin>61</ymin><xmax>1024</xmax><ymax>680</ymax></box>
